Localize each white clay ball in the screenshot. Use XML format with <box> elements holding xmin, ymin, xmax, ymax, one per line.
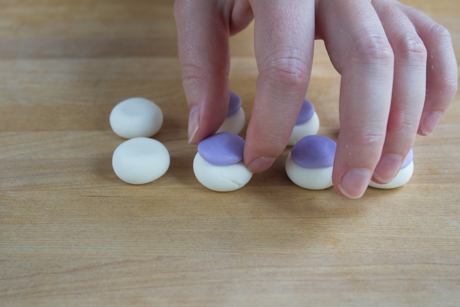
<box><xmin>288</xmin><ymin>99</ymin><xmax>320</xmax><ymax>146</ymax></box>
<box><xmin>288</xmin><ymin>112</ymin><xmax>320</xmax><ymax>146</ymax></box>
<box><xmin>285</xmin><ymin>153</ymin><xmax>333</xmax><ymax>190</ymax></box>
<box><xmin>193</xmin><ymin>152</ymin><xmax>252</xmax><ymax>192</ymax></box>
<box><xmin>216</xmin><ymin>91</ymin><xmax>245</xmax><ymax>135</ymax></box>
<box><xmin>216</xmin><ymin>107</ymin><xmax>245</xmax><ymax>135</ymax></box>
<box><xmin>110</xmin><ymin>97</ymin><xmax>163</xmax><ymax>139</ymax></box>
<box><xmin>369</xmin><ymin>148</ymin><xmax>414</xmax><ymax>189</ymax></box>
<box><xmin>285</xmin><ymin>135</ymin><xmax>337</xmax><ymax>190</ymax></box>
<box><xmin>112</xmin><ymin>137</ymin><xmax>170</xmax><ymax>184</ymax></box>
<box><xmin>369</xmin><ymin>161</ymin><xmax>414</xmax><ymax>189</ymax></box>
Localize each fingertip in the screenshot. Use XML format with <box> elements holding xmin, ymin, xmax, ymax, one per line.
<box><xmin>246</xmin><ymin>156</ymin><xmax>277</xmax><ymax>173</ymax></box>
<box><xmin>337</xmin><ymin>168</ymin><xmax>372</xmax><ymax>199</ymax></box>
<box><xmin>418</xmin><ymin>111</ymin><xmax>443</xmax><ymax>136</ymax></box>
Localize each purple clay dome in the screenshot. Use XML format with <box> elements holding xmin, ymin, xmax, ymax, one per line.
<box><xmin>198</xmin><ymin>132</ymin><xmax>245</xmax><ymax>166</ymax></box>
<box><xmin>227</xmin><ymin>91</ymin><xmax>242</xmax><ymax>117</ymax></box>
<box><xmin>401</xmin><ymin>148</ymin><xmax>414</xmax><ymax>169</ymax></box>
<box><xmin>295</xmin><ymin>99</ymin><xmax>315</xmax><ymax>125</ymax></box>
<box><xmin>291</xmin><ymin>135</ymin><xmax>336</xmax><ymax>168</ymax></box>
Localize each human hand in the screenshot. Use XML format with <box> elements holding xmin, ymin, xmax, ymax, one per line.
<box><xmin>174</xmin><ymin>0</ymin><xmax>457</xmax><ymax>199</ymax></box>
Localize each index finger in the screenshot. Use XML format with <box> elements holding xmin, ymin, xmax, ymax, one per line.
<box><xmin>244</xmin><ymin>0</ymin><xmax>316</xmax><ymax>172</ymax></box>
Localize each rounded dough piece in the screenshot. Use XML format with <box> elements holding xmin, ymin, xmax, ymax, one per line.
<box><xmin>288</xmin><ymin>112</ymin><xmax>320</xmax><ymax>146</ymax></box>
<box><xmin>369</xmin><ymin>161</ymin><xmax>414</xmax><ymax>189</ymax></box>
<box><xmin>110</xmin><ymin>97</ymin><xmax>163</xmax><ymax>139</ymax></box>
<box><xmin>193</xmin><ymin>152</ymin><xmax>252</xmax><ymax>192</ymax></box>
<box><xmin>285</xmin><ymin>153</ymin><xmax>333</xmax><ymax>190</ymax></box>
<box><xmin>112</xmin><ymin>137</ymin><xmax>170</xmax><ymax>184</ymax></box>
<box><xmin>216</xmin><ymin>107</ymin><xmax>245</xmax><ymax>135</ymax></box>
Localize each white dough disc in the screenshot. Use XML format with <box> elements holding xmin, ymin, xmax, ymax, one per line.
<box><xmin>193</xmin><ymin>152</ymin><xmax>252</xmax><ymax>192</ymax></box>
<box><xmin>216</xmin><ymin>107</ymin><xmax>245</xmax><ymax>135</ymax></box>
<box><xmin>285</xmin><ymin>153</ymin><xmax>333</xmax><ymax>190</ymax></box>
<box><xmin>110</xmin><ymin>97</ymin><xmax>163</xmax><ymax>139</ymax></box>
<box><xmin>112</xmin><ymin>137</ymin><xmax>170</xmax><ymax>184</ymax></box>
<box><xmin>288</xmin><ymin>112</ymin><xmax>320</xmax><ymax>146</ymax></box>
<box><xmin>369</xmin><ymin>161</ymin><xmax>414</xmax><ymax>189</ymax></box>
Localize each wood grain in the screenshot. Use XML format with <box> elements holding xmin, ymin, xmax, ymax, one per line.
<box><xmin>1</xmin><ymin>0</ymin><xmax>459</xmax><ymax>306</ymax></box>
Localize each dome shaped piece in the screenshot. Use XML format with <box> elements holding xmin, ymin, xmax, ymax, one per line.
<box><xmin>198</xmin><ymin>132</ymin><xmax>245</xmax><ymax>166</ymax></box>
<box><xmin>227</xmin><ymin>91</ymin><xmax>242</xmax><ymax>117</ymax></box>
<box><xmin>295</xmin><ymin>99</ymin><xmax>315</xmax><ymax>125</ymax></box>
<box><xmin>291</xmin><ymin>135</ymin><xmax>336</xmax><ymax>168</ymax></box>
<box><xmin>401</xmin><ymin>148</ymin><xmax>414</xmax><ymax>169</ymax></box>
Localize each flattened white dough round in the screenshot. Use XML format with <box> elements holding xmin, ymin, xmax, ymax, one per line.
<box><xmin>110</xmin><ymin>97</ymin><xmax>163</xmax><ymax>139</ymax></box>
<box><xmin>285</xmin><ymin>153</ymin><xmax>333</xmax><ymax>190</ymax></box>
<box><xmin>369</xmin><ymin>161</ymin><xmax>414</xmax><ymax>189</ymax></box>
<box><xmin>112</xmin><ymin>137</ymin><xmax>170</xmax><ymax>184</ymax></box>
<box><xmin>288</xmin><ymin>112</ymin><xmax>320</xmax><ymax>146</ymax></box>
<box><xmin>216</xmin><ymin>108</ymin><xmax>245</xmax><ymax>135</ymax></box>
<box><xmin>193</xmin><ymin>152</ymin><xmax>252</xmax><ymax>192</ymax></box>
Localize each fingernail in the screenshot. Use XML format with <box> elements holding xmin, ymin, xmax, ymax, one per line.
<box><xmin>338</xmin><ymin>168</ymin><xmax>372</xmax><ymax>199</ymax></box>
<box><xmin>188</xmin><ymin>105</ymin><xmax>200</xmax><ymax>144</ymax></box>
<box><xmin>373</xmin><ymin>154</ymin><xmax>403</xmax><ymax>184</ymax></box>
<box><xmin>420</xmin><ymin>111</ymin><xmax>442</xmax><ymax>136</ymax></box>
<box><xmin>247</xmin><ymin>156</ymin><xmax>276</xmax><ymax>173</ymax></box>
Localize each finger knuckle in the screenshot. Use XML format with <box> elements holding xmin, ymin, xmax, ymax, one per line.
<box><xmin>394</xmin><ymin>32</ymin><xmax>427</xmax><ymax>63</ymax></box>
<box><xmin>260</xmin><ymin>52</ymin><xmax>310</xmax><ymax>92</ymax></box>
<box><xmin>351</xmin><ymin>34</ymin><xmax>394</xmax><ymax>67</ymax></box>
<box><xmin>387</xmin><ymin>118</ymin><xmax>419</xmax><ymax>135</ymax></box>
<box><xmin>440</xmin><ymin>78</ymin><xmax>459</xmax><ymax>100</ymax></box>
<box><xmin>429</xmin><ymin>23</ymin><xmax>452</xmax><ymax>43</ymax></box>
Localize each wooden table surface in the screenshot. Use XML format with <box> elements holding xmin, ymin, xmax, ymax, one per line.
<box><xmin>1</xmin><ymin>1</ymin><xmax>459</xmax><ymax>306</ymax></box>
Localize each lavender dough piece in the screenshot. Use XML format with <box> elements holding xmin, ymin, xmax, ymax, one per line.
<box><xmin>291</xmin><ymin>135</ymin><xmax>336</xmax><ymax>169</ymax></box>
<box><xmin>401</xmin><ymin>148</ymin><xmax>414</xmax><ymax>169</ymax></box>
<box><xmin>295</xmin><ymin>99</ymin><xmax>315</xmax><ymax>125</ymax></box>
<box><xmin>227</xmin><ymin>91</ymin><xmax>242</xmax><ymax>117</ymax></box>
<box><xmin>286</xmin><ymin>135</ymin><xmax>337</xmax><ymax>190</ymax></box>
<box><xmin>217</xmin><ymin>91</ymin><xmax>246</xmax><ymax>134</ymax></box>
<box><xmin>288</xmin><ymin>99</ymin><xmax>319</xmax><ymax>146</ymax></box>
<box><xmin>194</xmin><ymin>132</ymin><xmax>252</xmax><ymax>191</ymax></box>
<box><xmin>197</xmin><ymin>132</ymin><xmax>245</xmax><ymax>166</ymax></box>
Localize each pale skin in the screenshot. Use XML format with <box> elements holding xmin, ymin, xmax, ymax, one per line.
<box><xmin>174</xmin><ymin>0</ymin><xmax>458</xmax><ymax>199</ymax></box>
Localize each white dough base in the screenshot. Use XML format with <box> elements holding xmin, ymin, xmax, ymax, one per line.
<box><xmin>285</xmin><ymin>153</ymin><xmax>333</xmax><ymax>190</ymax></box>
<box><xmin>112</xmin><ymin>137</ymin><xmax>170</xmax><ymax>184</ymax></box>
<box><xmin>110</xmin><ymin>97</ymin><xmax>163</xmax><ymax>139</ymax></box>
<box><xmin>369</xmin><ymin>161</ymin><xmax>414</xmax><ymax>189</ymax></box>
<box><xmin>193</xmin><ymin>152</ymin><xmax>252</xmax><ymax>192</ymax></box>
<box><xmin>288</xmin><ymin>112</ymin><xmax>320</xmax><ymax>146</ymax></box>
<box><xmin>216</xmin><ymin>108</ymin><xmax>245</xmax><ymax>135</ymax></box>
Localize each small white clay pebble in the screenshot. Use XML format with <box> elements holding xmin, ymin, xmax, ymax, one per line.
<box><xmin>369</xmin><ymin>149</ymin><xmax>414</xmax><ymax>189</ymax></box>
<box><xmin>216</xmin><ymin>91</ymin><xmax>245</xmax><ymax>135</ymax></box>
<box><xmin>110</xmin><ymin>97</ymin><xmax>163</xmax><ymax>139</ymax></box>
<box><xmin>193</xmin><ymin>132</ymin><xmax>252</xmax><ymax>192</ymax></box>
<box><xmin>112</xmin><ymin>137</ymin><xmax>170</xmax><ymax>184</ymax></box>
<box><xmin>286</xmin><ymin>135</ymin><xmax>337</xmax><ymax>190</ymax></box>
<box><xmin>288</xmin><ymin>99</ymin><xmax>320</xmax><ymax>146</ymax></box>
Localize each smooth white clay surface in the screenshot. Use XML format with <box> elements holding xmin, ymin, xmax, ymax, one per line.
<box><xmin>110</xmin><ymin>97</ymin><xmax>163</xmax><ymax>139</ymax></box>
<box><xmin>112</xmin><ymin>137</ymin><xmax>170</xmax><ymax>185</ymax></box>
<box><xmin>288</xmin><ymin>112</ymin><xmax>320</xmax><ymax>146</ymax></box>
<box><xmin>193</xmin><ymin>152</ymin><xmax>252</xmax><ymax>192</ymax></box>
<box><xmin>369</xmin><ymin>161</ymin><xmax>414</xmax><ymax>189</ymax></box>
<box><xmin>216</xmin><ymin>108</ymin><xmax>245</xmax><ymax>135</ymax></box>
<box><xmin>285</xmin><ymin>153</ymin><xmax>333</xmax><ymax>190</ymax></box>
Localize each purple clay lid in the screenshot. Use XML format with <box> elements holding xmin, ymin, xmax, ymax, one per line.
<box><xmin>291</xmin><ymin>135</ymin><xmax>337</xmax><ymax>168</ymax></box>
<box><xmin>227</xmin><ymin>91</ymin><xmax>242</xmax><ymax>117</ymax></box>
<box><xmin>401</xmin><ymin>148</ymin><xmax>414</xmax><ymax>169</ymax></box>
<box><xmin>198</xmin><ymin>132</ymin><xmax>245</xmax><ymax>166</ymax></box>
<box><xmin>295</xmin><ymin>99</ymin><xmax>315</xmax><ymax>125</ymax></box>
